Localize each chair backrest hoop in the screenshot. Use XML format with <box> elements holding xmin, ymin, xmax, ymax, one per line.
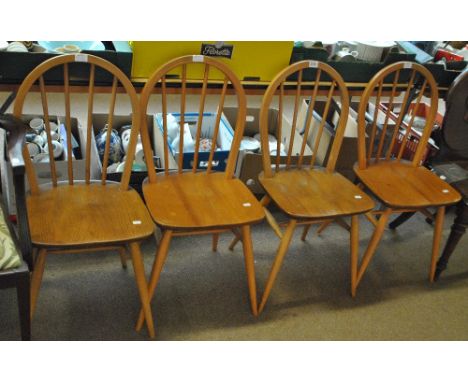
<box><xmin>260</xmin><ymin>60</ymin><xmax>350</xmax><ymax>178</ymax></box>
<box><xmin>139</xmin><ymin>55</ymin><xmax>247</xmax><ymax>182</ymax></box>
<box><xmin>13</xmin><ymin>53</ymin><xmax>141</xmax><ymax>194</ymax></box>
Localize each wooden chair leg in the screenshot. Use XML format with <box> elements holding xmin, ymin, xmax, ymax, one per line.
<box><xmin>30</xmin><ymin>248</ymin><xmax>47</xmax><ymax>319</ymax></box>
<box><xmin>356</xmin><ymin>208</ymin><xmax>392</xmax><ymax>287</ymax></box>
<box><xmin>118</xmin><ymin>246</ymin><xmax>128</xmax><ymax>269</ymax></box>
<box><xmin>228</xmin><ymin>228</ymin><xmax>242</xmax><ymax>251</ymax></box>
<box><xmin>258</xmin><ymin>219</ymin><xmax>297</xmax><ymax>314</ymax></box>
<box><xmin>16</xmin><ymin>270</ymin><xmax>31</xmax><ymax>340</ymax></box>
<box><xmin>429</xmin><ymin>206</ymin><xmax>446</xmax><ymax>282</ymax></box>
<box><xmin>315</xmin><ymin>217</ymin><xmax>350</xmax><ymax>236</ymax></box>
<box><xmin>389</xmin><ymin>211</ymin><xmax>416</xmax><ymax>229</ymax></box>
<box><xmin>240</xmin><ymin>225</ymin><xmax>258</xmax><ymax>316</ymax></box>
<box><xmin>336</xmin><ymin>217</ymin><xmax>351</xmax><ymax>232</ymax></box>
<box><xmin>365</xmin><ymin>212</ymin><xmax>379</xmax><ymax>227</ymax></box>
<box><xmin>316</xmin><ymin>220</ymin><xmax>332</xmax><ymax>235</ymax></box>
<box><xmin>435</xmin><ymin>201</ymin><xmax>468</xmax><ymax>280</ymax></box>
<box><xmin>31</xmin><ymin>247</ymin><xmax>38</xmax><ymax>263</ymax></box>
<box><xmin>229</xmin><ymin>195</ymin><xmax>270</xmax><ymax>251</ymax></box>
<box><xmin>350</xmin><ymin>215</ymin><xmax>359</xmax><ymax>298</ymax></box>
<box><xmin>129</xmin><ymin>242</ymin><xmax>155</xmax><ymax>338</ymax></box>
<box><xmin>301</xmin><ymin>224</ymin><xmax>312</xmax><ymax>241</ymax></box>
<box><xmin>136</xmin><ymin>229</ymin><xmax>173</xmax><ymax>332</ymax></box>
<box><xmin>212</xmin><ymin>233</ymin><xmax>219</xmax><ymax>252</ymax></box>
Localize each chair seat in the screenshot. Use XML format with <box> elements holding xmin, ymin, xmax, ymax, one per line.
<box><xmin>259</xmin><ymin>168</ymin><xmax>374</xmax><ymax>219</ymax></box>
<box><xmin>143</xmin><ymin>172</ymin><xmax>265</xmax><ymax>229</ymax></box>
<box><xmin>27</xmin><ymin>183</ymin><xmax>155</xmax><ymax>247</ymax></box>
<box><xmin>354</xmin><ymin>161</ymin><xmax>462</xmax><ymax>209</ymax></box>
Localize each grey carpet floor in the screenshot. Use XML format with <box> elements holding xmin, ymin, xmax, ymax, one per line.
<box><xmin>1</xmin><ymin>207</ymin><xmax>468</xmax><ymax>340</ymax></box>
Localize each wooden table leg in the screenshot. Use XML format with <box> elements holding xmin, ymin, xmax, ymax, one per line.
<box><xmin>435</xmin><ymin>200</ymin><xmax>468</xmax><ymax>281</ymax></box>
<box><xmin>388</xmin><ymin>211</ymin><xmax>416</xmax><ymax>229</ymax></box>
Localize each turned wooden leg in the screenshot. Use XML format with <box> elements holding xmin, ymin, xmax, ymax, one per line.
<box><xmin>356</xmin><ymin>208</ymin><xmax>392</xmax><ymax>287</ymax></box>
<box><xmin>17</xmin><ymin>270</ymin><xmax>31</xmax><ymax>340</ymax></box>
<box><xmin>258</xmin><ymin>219</ymin><xmax>297</xmax><ymax>314</ymax></box>
<box><xmin>435</xmin><ymin>201</ymin><xmax>468</xmax><ymax>281</ymax></box>
<box><xmin>118</xmin><ymin>246</ymin><xmax>128</xmax><ymax>269</ymax></box>
<box><xmin>129</xmin><ymin>242</ymin><xmax>155</xmax><ymax>338</ymax></box>
<box><xmin>240</xmin><ymin>225</ymin><xmax>258</xmax><ymax>316</ymax></box>
<box><xmin>212</xmin><ymin>233</ymin><xmax>219</xmax><ymax>252</ymax></box>
<box><xmin>429</xmin><ymin>206</ymin><xmax>446</xmax><ymax>282</ymax></box>
<box><xmin>350</xmin><ymin>215</ymin><xmax>359</xmax><ymax>298</ymax></box>
<box><xmin>136</xmin><ymin>229</ymin><xmax>172</xmax><ymax>332</ymax></box>
<box><xmin>30</xmin><ymin>248</ymin><xmax>47</xmax><ymax>319</ymax></box>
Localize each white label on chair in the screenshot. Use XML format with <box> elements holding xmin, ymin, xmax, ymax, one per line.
<box><xmin>442</xmin><ymin>189</ymin><xmax>449</xmax><ymax>193</ymax></box>
<box><xmin>440</xmin><ymin>175</ymin><xmax>447</xmax><ymax>180</ymax></box>
<box><xmin>193</xmin><ymin>55</ymin><xmax>204</xmax><ymax>62</ymax></box>
<box><xmin>309</xmin><ymin>61</ymin><xmax>319</xmax><ymax>68</ymax></box>
<box><xmin>75</xmin><ymin>54</ymin><xmax>88</xmax><ymax>62</ymax></box>
<box><xmin>403</xmin><ymin>62</ymin><xmax>413</xmax><ymax>69</ymax></box>
<box><xmin>354</xmin><ymin>195</ymin><xmax>363</xmax><ymax>199</ymax></box>
<box><xmin>243</xmin><ymin>202</ymin><xmax>251</xmax><ymax>207</ymax></box>
<box><xmin>132</xmin><ymin>220</ymin><xmax>142</xmax><ymax>225</ymax></box>
<box><xmin>246</xmin><ymin>115</ymin><xmax>255</xmax><ymax>122</ymax></box>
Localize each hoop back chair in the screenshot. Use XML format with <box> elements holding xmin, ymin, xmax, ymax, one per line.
<box><xmin>12</xmin><ymin>54</ymin><xmax>156</xmax><ymax>337</ymax></box>
<box><xmin>353</xmin><ymin>61</ymin><xmax>462</xmax><ymax>290</ymax></box>
<box><xmin>135</xmin><ymin>55</ymin><xmax>265</xmax><ymax>332</ymax></box>
<box><xmin>246</xmin><ymin>60</ymin><xmax>374</xmax><ymax>313</ymax></box>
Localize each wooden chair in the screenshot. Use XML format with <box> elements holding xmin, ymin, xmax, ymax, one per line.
<box><xmin>240</xmin><ymin>60</ymin><xmax>375</xmax><ymax>314</ymax></box>
<box><xmin>12</xmin><ymin>54</ymin><xmax>156</xmax><ymax>337</ymax></box>
<box><xmin>134</xmin><ymin>55</ymin><xmax>265</xmax><ymax>332</ymax></box>
<box><xmin>353</xmin><ymin>62</ymin><xmax>462</xmax><ymax>291</ymax></box>
<box><xmin>0</xmin><ymin>115</ymin><xmax>31</xmax><ymax>340</ymax></box>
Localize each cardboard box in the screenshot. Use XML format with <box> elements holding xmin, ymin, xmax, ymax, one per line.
<box><xmin>131</xmin><ymin>41</ymin><xmax>293</xmax><ymax>81</ymax></box>
<box><xmin>91</xmin><ymin>113</ymin><xmax>160</xmax><ymax>195</ymax></box>
<box><xmin>296</xmin><ymin>99</ymin><xmax>365</xmax><ymax>181</ymax></box>
<box><xmin>153</xmin><ymin>112</ymin><xmax>234</xmax><ymax>172</ymax></box>
<box><xmin>0</xmin><ymin>115</ymin><xmax>100</xmax><ymax>215</ymax></box>
<box><xmin>223</xmin><ymin>107</ymin><xmax>313</xmax><ymax>194</ymax></box>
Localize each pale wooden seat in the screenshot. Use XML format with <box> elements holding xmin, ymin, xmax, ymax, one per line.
<box><xmin>354</xmin><ymin>161</ymin><xmax>460</xmax><ymax>209</ymax></box>
<box><xmin>352</xmin><ymin>61</ymin><xmax>462</xmax><ymax>292</ymax></box>
<box><xmin>28</xmin><ymin>183</ymin><xmax>154</xmax><ymax>247</ymax></box>
<box><xmin>259</xmin><ymin>169</ymin><xmax>374</xmax><ymax>219</ymax></box>
<box><xmin>135</xmin><ymin>55</ymin><xmax>265</xmax><ymax>334</ymax></box>
<box><xmin>13</xmin><ymin>54</ymin><xmax>157</xmax><ymax>338</ymax></box>
<box><xmin>143</xmin><ymin>173</ymin><xmax>264</xmax><ymax>230</ymax></box>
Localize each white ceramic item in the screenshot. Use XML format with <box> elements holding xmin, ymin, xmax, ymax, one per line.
<box><xmin>240</xmin><ymin>136</ymin><xmax>261</xmax><ymax>152</ymax></box>
<box><xmin>29</xmin><ymin>117</ymin><xmax>44</xmax><ymax>132</ymax></box>
<box><xmin>6</xmin><ymin>41</ymin><xmax>28</xmax><ymax>53</ymax></box>
<box><xmin>44</xmin><ymin>140</ymin><xmax>64</xmax><ymax>159</ymax></box>
<box><xmin>355</xmin><ymin>41</ymin><xmax>395</xmax><ymax>62</ymax></box>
